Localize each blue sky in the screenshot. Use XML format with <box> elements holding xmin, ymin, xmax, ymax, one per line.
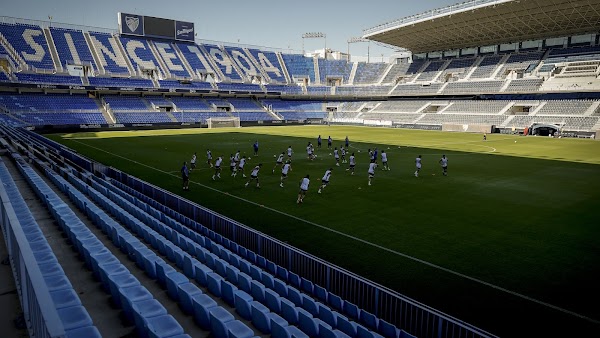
<box><xmin>2</xmin><ymin>0</ymin><xmax>458</xmax><ymax>58</ymax></box>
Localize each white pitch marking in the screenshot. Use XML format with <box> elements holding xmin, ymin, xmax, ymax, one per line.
<box><xmin>69</xmin><ymin>139</ymin><xmax>599</xmax><ymax>324</ymax></box>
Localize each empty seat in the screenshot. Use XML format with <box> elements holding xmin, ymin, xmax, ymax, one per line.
<box><xmin>57</xmin><ymin>306</ymin><xmax>93</xmax><ymax>331</ymax></box>
<box><xmin>209</xmin><ymin>306</ymin><xmax>236</xmax><ymax>338</ymax></box>
<box><xmin>226</xmin><ymin>320</ymin><xmax>254</xmax><ymax>338</ymax></box>
<box><xmin>144</xmin><ymin>314</ymin><xmax>185</xmax><ymax>338</ymax></box>
<box><xmin>251</xmin><ymin>301</ymin><xmax>272</xmax><ymax>333</ymax></box>
<box><xmin>177</xmin><ymin>282</ymin><xmax>203</xmax><ymax>315</ymax></box>
<box><xmin>231</xmin><ymin>290</ymin><xmax>253</xmax><ymax>321</ymax></box>
<box><xmin>192</xmin><ymin>293</ymin><xmax>218</xmax><ymax>330</ymax></box>
<box><xmin>165</xmin><ymin>272</ymin><xmax>190</xmax><ymax>301</ymax></box>
<box><xmin>131</xmin><ymin>299</ymin><xmax>168</xmax><ymax>336</ymax></box>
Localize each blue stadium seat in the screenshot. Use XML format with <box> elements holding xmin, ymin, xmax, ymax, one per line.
<box><xmin>221</xmin><ymin>280</ymin><xmax>239</xmax><ymax>307</ymax></box>
<box><xmin>209</xmin><ymin>306</ymin><xmax>236</xmax><ymax>338</ymax></box>
<box><xmin>144</xmin><ymin>314</ymin><xmax>185</xmax><ymax>338</ymax></box>
<box><xmin>131</xmin><ymin>299</ymin><xmax>168</xmax><ymax>336</ymax></box>
<box><xmin>119</xmin><ymin>285</ymin><xmax>153</xmax><ymax>323</ymax></box>
<box><xmin>226</xmin><ymin>320</ymin><xmax>254</xmax><ymax>338</ymax></box>
<box><xmin>192</xmin><ymin>293</ymin><xmax>218</xmax><ymax>330</ymax></box>
<box><xmin>177</xmin><ymin>282</ymin><xmax>203</xmax><ymax>315</ymax></box>
<box><xmin>251</xmin><ymin>301</ymin><xmax>272</xmax><ymax>333</ymax></box>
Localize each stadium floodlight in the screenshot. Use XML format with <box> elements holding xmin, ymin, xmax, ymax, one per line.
<box><xmin>302</xmin><ymin>32</ymin><xmax>326</xmax><ymax>58</ymax></box>
<box><xmin>347</xmin><ymin>37</ymin><xmax>370</xmax><ymax>63</ymax></box>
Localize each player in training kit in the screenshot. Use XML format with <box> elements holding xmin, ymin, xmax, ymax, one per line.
<box><xmin>212</xmin><ymin>156</ymin><xmax>223</xmax><ymax>180</ymax></box>
<box><xmin>415</xmin><ymin>155</ymin><xmax>422</xmax><ymax>177</ymax></box>
<box><xmin>368</xmin><ymin>148</ymin><xmax>374</xmax><ymax>162</ymax></box>
<box><xmin>245</xmin><ymin>164</ymin><xmax>262</xmax><ymax>188</ymax></box>
<box><xmin>207</xmin><ymin>149</ymin><xmax>213</xmax><ymax>168</ymax></box>
<box><xmin>190</xmin><ymin>152</ymin><xmax>197</xmax><ymax>170</ymax></box>
<box><xmin>341</xmin><ymin>147</ymin><xmax>347</xmax><ymax>163</ymax></box>
<box><xmin>318</xmin><ymin>168</ymin><xmax>333</xmax><ymax>194</ymax></box>
<box><xmin>381</xmin><ymin>150</ymin><xmax>389</xmax><ymax>170</ymax></box>
<box><xmin>287</xmin><ymin>146</ymin><xmax>293</xmax><ymax>160</ymax></box>
<box><xmin>280</xmin><ymin>160</ymin><xmax>292</xmax><ymax>188</ymax></box>
<box><xmin>297</xmin><ymin>175</ymin><xmax>310</xmax><ymax>204</ymax></box>
<box><xmin>234</xmin><ymin>150</ymin><xmax>241</xmax><ymax>164</ymax></box>
<box><xmin>483</xmin><ymin>133</ymin><xmax>487</xmax><ymax>141</ymax></box>
<box><xmin>236</xmin><ymin>156</ymin><xmax>247</xmax><ymax>178</ymax></box>
<box><xmin>327</xmin><ymin>136</ymin><xmax>332</xmax><ymax>149</ymax></box>
<box><xmin>345</xmin><ymin>136</ymin><xmax>349</xmax><ymax>148</ymax></box>
<box><xmin>439</xmin><ymin>155</ymin><xmax>448</xmax><ymax>176</ymax></box>
<box><xmin>229</xmin><ymin>154</ymin><xmax>237</xmax><ymax>176</ymax></box>
<box><xmin>346</xmin><ymin>153</ymin><xmax>356</xmax><ymax>175</ymax></box>
<box><xmin>368</xmin><ymin>161</ymin><xmax>377</xmax><ymax>186</ymax></box>
<box><xmin>306</xmin><ymin>143</ymin><xmax>315</xmax><ymax>160</ymax></box>
<box><xmin>253</xmin><ymin>140</ymin><xmax>259</xmax><ymax>156</ymax></box>
<box><xmin>181</xmin><ymin>162</ymin><xmax>190</xmax><ymax>190</ymax></box>
<box><xmin>273</xmin><ymin>152</ymin><xmax>285</xmax><ymax>173</ymax></box>
<box><xmin>334</xmin><ymin>148</ymin><xmax>340</xmax><ymax>166</ymax></box>
<box><xmin>317</xmin><ymin>135</ymin><xmax>322</xmax><ymax>148</ymax></box>
<box><xmin>373</xmin><ymin>148</ymin><xmax>379</xmax><ymax>163</ymax></box>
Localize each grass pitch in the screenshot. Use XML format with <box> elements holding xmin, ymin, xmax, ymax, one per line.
<box><xmin>49</xmin><ymin>126</ymin><xmax>600</xmax><ymax>337</ymax></box>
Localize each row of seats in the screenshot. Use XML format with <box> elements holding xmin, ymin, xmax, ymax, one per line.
<box><xmin>0</xmin><ymin>155</ymin><xmax>99</xmax><ymax>337</ymax></box>
<box><xmin>93</xmin><ymin>172</ymin><xmax>411</xmax><ymax>338</ymax></box>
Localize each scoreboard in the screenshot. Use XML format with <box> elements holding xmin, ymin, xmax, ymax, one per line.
<box><xmin>118</xmin><ymin>13</ymin><xmax>194</xmax><ymax>42</ymax></box>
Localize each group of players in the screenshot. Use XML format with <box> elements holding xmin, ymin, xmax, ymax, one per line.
<box><xmin>180</xmin><ymin>135</ymin><xmax>449</xmax><ymax>204</ymax></box>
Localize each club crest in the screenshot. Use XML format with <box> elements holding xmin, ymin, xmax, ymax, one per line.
<box><xmin>125</xmin><ymin>16</ymin><xmax>139</xmax><ymax>32</ymax></box>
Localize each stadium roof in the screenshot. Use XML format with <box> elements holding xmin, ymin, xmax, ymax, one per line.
<box><xmin>363</xmin><ymin>0</ymin><xmax>600</xmax><ymax>53</ymax></box>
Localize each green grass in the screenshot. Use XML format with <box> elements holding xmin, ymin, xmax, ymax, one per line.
<box><xmin>48</xmin><ymin>126</ymin><xmax>600</xmax><ymax>337</ymax></box>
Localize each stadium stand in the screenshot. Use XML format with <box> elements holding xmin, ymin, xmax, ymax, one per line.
<box><xmin>3</xmin><ymin>3</ymin><xmax>600</xmax><ymax>336</ymax></box>
<box><xmin>88</xmin><ymin>76</ymin><xmax>153</xmax><ymax>88</ymax></box>
<box><xmin>201</xmin><ymin>44</ymin><xmax>243</xmax><ymax>81</ymax></box>
<box><xmin>281</xmin><ymin>54</ymin><xmax>316</xmax><ymax>83</ymax></box>
<box><xmin>246</xmin><ymin>48</ymin><xmax>287</xmax><ymax>83</ymax></box>
<box><xmin>87</xmin><ymin>32</ymin><xmax>132</xmax><ymax>75</ymax></box>
<box><xmin>319</xmin><ymin>59</ymin><xmax>353</xmax><ymax>84</ymax></box>
<box><xmin>152</xmin><ymin>41</ymin><xmax>192</xmax><ymax>79</ymax></box>
<box><xmin>15</xmin><ymin>73</ymin><xmax>83</xmax><ymax>85</ymax></box>
<box><xmin>353</xmin><ymin>63</ymin><xmax>388</xmax><ymax>84</ymax></box>
<box><xmin>119</xmin><ymin>37</ymin><xmax>163</xmax><ymax>77</ymax></box>
<box><xmin>469</xmin><ymin>55</ymin><xmax>503</xmax><ymax>79</ymax></box>
<box><xmin>0</xmin><ymin>23</ymin><xmax>55</xmax><ymax>71</ymax></box>
<box><xmin>175</xmin><ymin>43</ymin><xmax>217</xmax><ymax>79</ymax></box>
<box><xmin>49</xmin><ymin>28</ymin><xmax>97</xmax><ymax>70</ymax></box>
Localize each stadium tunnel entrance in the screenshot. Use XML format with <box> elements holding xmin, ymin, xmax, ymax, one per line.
<box><xmin>530</xmin><ymin>123</ymin><xmax>560</xmax><ymax>136</ymax></box>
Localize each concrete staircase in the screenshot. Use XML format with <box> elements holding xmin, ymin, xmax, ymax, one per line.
<box><xmin>95</xmin><ymin>98</ymin><xmax>116</xmax><ymax>124</ymax></box>
<box><xmin>463</xmin><ymin>56</ymin><xmax>484</xmax><ymax>80</ymax></box>
<box><xmin>410</xmin><ymin>60</ymin><xmax>431</xmax><ymax>83</ymax></box>
<box><xmin>348</xmin><ymin>62</ymin><xmax>358</xmax><ymax>85</ymax></box>
<box><xmin>313</xmin><ymin>58</ymin><xmax>321</xmax><ymax>85</ymax></box>
<box><xmin>173</xmin><ymin>44</ymin><xmax>198</xmax><ymax>80</ymax></box>
<box><xmin>430</xmin><ymin>60</ymin><xmax>452</xmax><ymax>82</ymax></box>
<box><xmin>147</xmin><ymin>41</ymin><xmax>170</xmax><ymax>79</ymax></box>
<box><xmin>83</xmin><ymin>32</ymin><xmax>106</xmax><ymax>75</ymax></box>
<box><xmin>43</xmin><ymin>28</ymin><xmax>62</xmax><ymax>72</ymax></box>
<box><xmin>490</xmin><ymin>54</ymin><xmax>511</xmax><ymax>79</ymax></box>
<box><xmin>377</xmin><ymin>63</ymin><xmax>395</xmax><ymax>85</ymax></box>
<box><xmin>114</xmin><ymin>35</ymin><xmax>136</xmax><ymax>76</ymax></box>
<box><xmin>220</xmin><ymin>46</ymin><xmax>247</xmax><ymax>82</ymax></box>
<box><xmin>530</xmin><ymin>102</ymin><xmax>548</xmax><ymax>116</ymax></box>
<box><xmin>500</xmin><ymin>115</ymin><xmax>516</xmax><ymax>127</ymax></box>
<box><xmin>276</xmin><ymin>52</ymin><xmax>292</xmax><ymax>83</ymax></box>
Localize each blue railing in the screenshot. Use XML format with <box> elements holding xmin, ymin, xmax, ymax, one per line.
<box><xmin>0</xmin><ymin>164</ymin><xmax>66</xmax><ymax>338</ymax></box>
<box><xmin>25</xmin><ymin>127</ymin><xmax>497</xmax><ymax>338</ymax></box>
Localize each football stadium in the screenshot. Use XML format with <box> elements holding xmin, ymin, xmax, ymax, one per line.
<box><xmin>1</xmin><ymin>0</ymin><xmax>600</xmax><ymax>337</ymax></box>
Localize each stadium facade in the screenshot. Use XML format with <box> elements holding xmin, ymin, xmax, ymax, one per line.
<box><xmin>0</xmin><ymin>1</ymin><xmax>600</xmax><ymax>337</ymax></box>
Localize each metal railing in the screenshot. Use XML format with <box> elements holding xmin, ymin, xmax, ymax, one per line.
<box><xmin>363</xmin><ymin>0</ymin><xmax>512</xmax><ymax>36</ymax></box>
<box><xmin>0</xmin><ymin>163</ymin><xmax>65</xmax><ymax>338</ymax></box>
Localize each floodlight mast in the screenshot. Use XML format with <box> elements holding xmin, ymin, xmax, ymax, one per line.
<box><xmin>347</xmin><ymin>37</ymin><xmax>370</xmax><ymax>63</ymax></box>
<box><xmin>302</xmin><ymin>32</ymin><xmax>326</xmax><ymax>59</ymax></box>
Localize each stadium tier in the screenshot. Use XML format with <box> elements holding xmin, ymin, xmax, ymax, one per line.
<box><xmin>1</xmin><ymin>7</ymin><xmax>600</xmax><ymax>337</ymax></box>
